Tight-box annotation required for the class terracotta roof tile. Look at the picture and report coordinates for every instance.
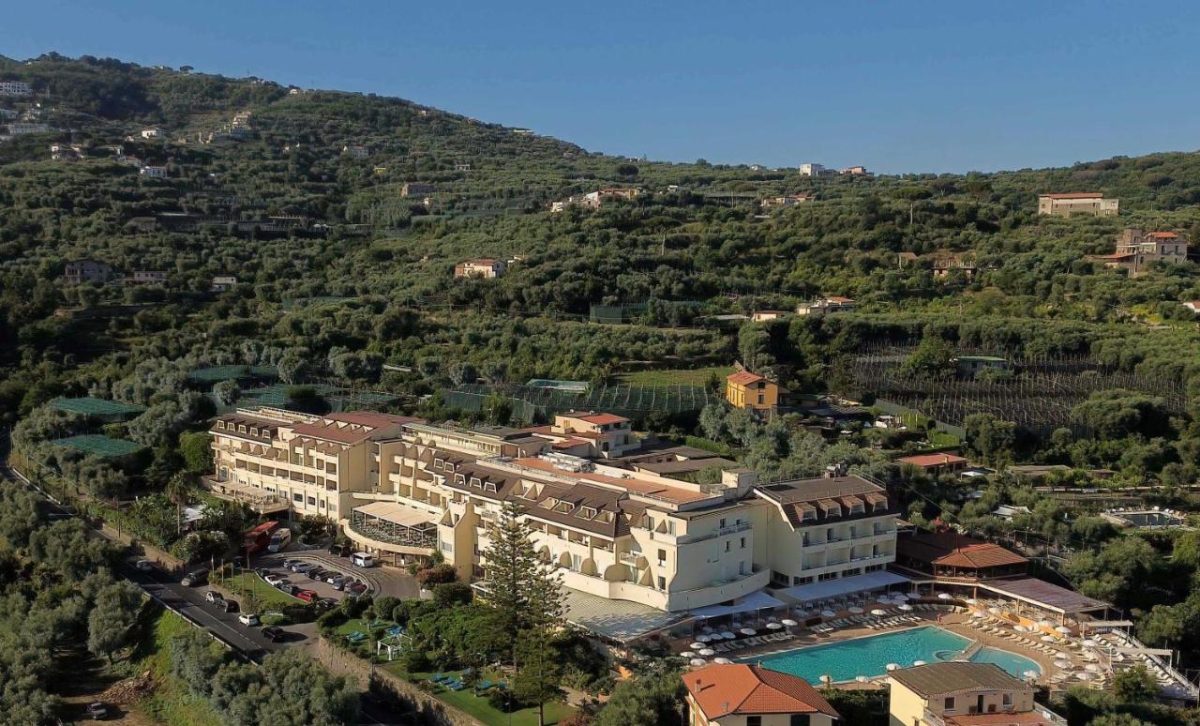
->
[727,370,765,386]
[684,664,839,719]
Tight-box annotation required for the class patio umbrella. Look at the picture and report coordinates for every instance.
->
[988,607,1002,615]
[690,658,706,667]
[1085,663,1101,673]
[1054,660,1071,669]
[1082,639,1098,648]
[913,660,927,666]
[1023,670,1039,680]
[690,642,706,650]
[937,593,952,601]
[1041,635,1057,643]
[1076,671,1093,681]
[701,625,713,634]
[713,657,733,665]
[696,635,711,643]
[965,598,978,605]
[876,595,892,603]
[848,606,864,614]
[680,651,694,658]
[721,631,736,640]
[871,609,888,616]
[820,675,832,685]
[892,592,910,601]
[898,604,914,612]
[766,622,783,630]
[856,675,868,683]
[1014,625,1028,633]
[1037,620,1054,629]
[820,610,836,618]
[886,663,899,671]
[970,611,984,618]
[1055,626,1072,634]
[781,619,798,627]
[699,648,716,657]
[740,627,756,636]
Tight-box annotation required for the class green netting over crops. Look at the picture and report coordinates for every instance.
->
[188,365,278,383]
[49,397,146,418]
[444,383,719,423]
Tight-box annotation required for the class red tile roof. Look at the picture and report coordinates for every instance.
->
[727,370,765,386]
[935,542,1029,569]
[1148,231,1180,239]
[898,531,1028,571]
[897,453,968,468]
[685,664,839,719]
[576,413,629,426]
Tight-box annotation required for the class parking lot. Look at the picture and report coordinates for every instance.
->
[251,546,421,601]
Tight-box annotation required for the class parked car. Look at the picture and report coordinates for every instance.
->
[220,599,239,613]
[296,589,318,603]
[351,552,376,568]
[315,597,337,611]
[262,626,285,642]
[205,591,224,605]
[181,568,209,587]
[86,701,109,720]
[328,542,351,557]
[329,575,346,590]
[254,567,272,578]
[291,562,315,574]
[238,613,260,626]
[264,574,284,587]
[347,581,368,596]
[308,568,328,581]
[134,559,154,572]
[282,558,301,570]
[274,578,291,591]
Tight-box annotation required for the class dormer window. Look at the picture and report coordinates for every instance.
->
[434,458,445,469]
[455,473,466,486]
[578,506,597,519]
[484,482,497,493]
[470,477,482,488]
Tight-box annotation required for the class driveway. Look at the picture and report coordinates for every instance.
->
[253,546,421,600]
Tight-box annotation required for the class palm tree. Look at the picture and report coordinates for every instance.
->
[164,473,193,536]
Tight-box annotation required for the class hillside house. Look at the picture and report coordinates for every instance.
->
[684,663,841,726]
[129,271,168,285]
[726,370,780,412]
[1037,192,1119,217]
[1091,228,1188,276]
[454,258,506,279]
[0,80,33,96]
[932,252,978,279]
[888,662,1066,726]
[401,182,435,197]
[1184,301,1200,314]
[63,259,114,285]
[799,162,832,177]
[841,165,870,176]
[5,122,50,136]
[211,275,238,292]
[139,165,168,178]
[140,127,163,139]
[751,310,790,322]
[760,193,813,210]
[49,143,85,161]
[955,355,1008,376]
[796,296,856,316]
[897,453,969,475]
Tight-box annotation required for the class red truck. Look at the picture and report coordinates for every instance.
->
[242,520,281,555]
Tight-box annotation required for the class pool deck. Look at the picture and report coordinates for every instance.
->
[720,612,1058,687]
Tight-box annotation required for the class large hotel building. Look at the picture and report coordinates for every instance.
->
[206,407,899,616]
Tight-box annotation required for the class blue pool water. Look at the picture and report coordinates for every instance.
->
[750,626,1041,684]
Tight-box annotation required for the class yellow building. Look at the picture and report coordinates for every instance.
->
[726,370,779,411]
[888,662,1066,726]
[1036,192,1119,217]
[684,663,841,726]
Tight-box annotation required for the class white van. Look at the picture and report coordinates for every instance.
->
[267,528,292,553]
[351,552,376,568]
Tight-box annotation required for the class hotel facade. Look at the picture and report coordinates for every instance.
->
[206,407,900,614]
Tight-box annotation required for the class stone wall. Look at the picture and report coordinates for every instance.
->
[313,637,483,726]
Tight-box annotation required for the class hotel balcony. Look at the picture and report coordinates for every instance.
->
[200,476,290,515]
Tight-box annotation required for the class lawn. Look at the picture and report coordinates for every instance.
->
[335,620,577,726]
[221,572,302,610]
[618,365,732,387]
[380,661,577,726]
[131,609,224,726]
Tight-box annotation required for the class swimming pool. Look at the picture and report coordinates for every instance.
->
[749,626,1041,684]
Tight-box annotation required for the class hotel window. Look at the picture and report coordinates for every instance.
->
[724,541,731,553]
[657,576,666,590]
[944,697,956,711]
[747,717,761,726]
[790,717,810,726]
[719,518,726,528]
[740,537,746,549]
[292,493,302,502]
[1002,694,1012,706]
[307,496,316,506]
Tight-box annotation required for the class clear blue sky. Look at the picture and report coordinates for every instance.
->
[6,1,1200,173]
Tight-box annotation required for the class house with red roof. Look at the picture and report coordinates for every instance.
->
[897,453,969,475]
[550,410,636,458]
[684,662,842,726]
[895,531,1028,581]
[1090,228,1189,277]
[454,258,506,279]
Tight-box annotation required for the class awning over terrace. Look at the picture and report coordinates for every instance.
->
[977,577,1109,616]
[776,570,911,604]
[354,501,436,528]
[690,590,786,619]
[561,586,684,643]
